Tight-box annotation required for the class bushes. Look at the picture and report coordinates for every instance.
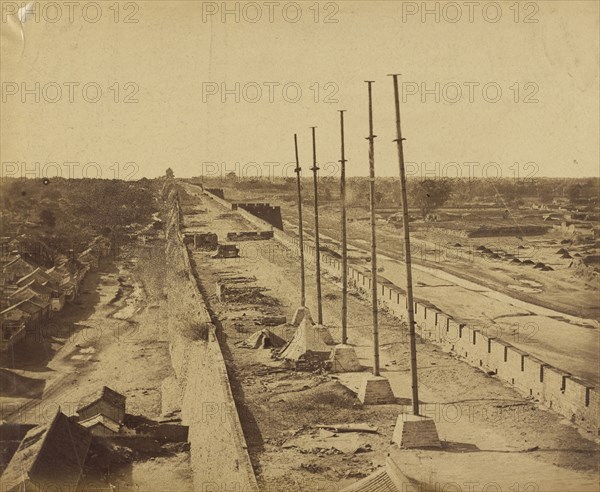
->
[1,178,158,256]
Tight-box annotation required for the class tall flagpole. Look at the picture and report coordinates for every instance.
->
[389,73,419,415]
[294,134,306,307]
[339,110,348,344]
[365,81,380,377]
[310,126,324,325]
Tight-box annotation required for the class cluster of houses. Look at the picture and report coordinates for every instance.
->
[0,237,111,353]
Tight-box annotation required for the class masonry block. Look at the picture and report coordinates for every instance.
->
[290,306,314,327]
[520,354,547,399]
[235,203,283,230]
[445,320,462,352]
[329,344,362,373]
[471,332,492,370]
[563,377,591,416]
[391,414,441,449]
[414,302,427,329]
[543,366,570,411]
[357,375,396,404]
[488,339,512,378]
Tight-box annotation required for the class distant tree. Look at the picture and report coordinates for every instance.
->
[409,179,452,218]
[539,187,554,204]
[566,183,582,202]
[166,168,175,179]
[580,180,598,199]
[39,208,56,227]
[319,177,335,202]
[46,189,62,201]
[347,178,369,206]
[501,185,521,205]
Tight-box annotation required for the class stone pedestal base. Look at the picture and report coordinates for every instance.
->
[279,313,333,361]
[357,375,395,404]
[392,414,441,449]
[291,306,313,327]
[329,344,362,372]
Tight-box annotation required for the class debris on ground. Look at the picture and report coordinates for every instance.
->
[316,423,379,434]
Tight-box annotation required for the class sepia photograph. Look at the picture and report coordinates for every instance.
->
[0,1,599,491]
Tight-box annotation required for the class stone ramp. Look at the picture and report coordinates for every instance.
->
[385,445,600,492]
[278,317,334,361]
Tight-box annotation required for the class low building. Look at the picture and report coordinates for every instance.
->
[1,299,49,333]
[16,268,60,292]
[77,248,99,271]
[46,267,79,302]
[213,243,240,258]
[10,281,53,306]
[1,301,35,323]
[2,256,39,283]
[50,291,66,312]
[76,386,126,424]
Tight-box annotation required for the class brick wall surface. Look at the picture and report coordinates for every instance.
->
[167,190,258,491]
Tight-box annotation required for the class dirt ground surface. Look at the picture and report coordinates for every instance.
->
[217,188,599,387]
[307,206,600,387]
[1,240,193,492]
[181,184,599,492]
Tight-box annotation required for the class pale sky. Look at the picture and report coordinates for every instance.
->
[1,1,598,180]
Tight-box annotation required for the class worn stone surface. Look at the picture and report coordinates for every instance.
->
[391,414,441,449]
[330,344,363,373]
[290,306,314,327]
[357,375,395,405]
[279,317,333,361]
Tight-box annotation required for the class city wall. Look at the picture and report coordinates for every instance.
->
[164,186,258,491]
[203,188,598,432]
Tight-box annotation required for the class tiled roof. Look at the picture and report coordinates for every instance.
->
[78,414,121,433]
[12,280,54,298]
[1,299,40,316]
[76,386,126,413]
[1,410,91,491]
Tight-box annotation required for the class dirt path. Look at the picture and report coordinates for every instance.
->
[1,241,193,492]
[280,209,600,386]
